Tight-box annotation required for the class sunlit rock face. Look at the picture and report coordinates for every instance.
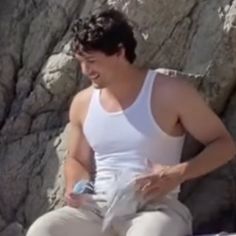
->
[0,0,236,234]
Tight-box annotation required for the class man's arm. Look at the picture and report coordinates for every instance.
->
[175,80,236,182]
[64,92,93,195]
[136,78,235,199]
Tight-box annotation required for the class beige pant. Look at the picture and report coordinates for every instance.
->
[26,196,192,236]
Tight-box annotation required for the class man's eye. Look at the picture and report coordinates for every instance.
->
[87,60,96,63]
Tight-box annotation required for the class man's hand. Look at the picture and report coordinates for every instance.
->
[65,191,84,208]
[135,164,185,202]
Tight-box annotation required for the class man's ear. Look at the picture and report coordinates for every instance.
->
[116,44,125,58]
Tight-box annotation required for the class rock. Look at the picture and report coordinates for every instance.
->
[0,215,7,232]
[0,222,24,236]
[223,91,236,139]
[22,126,69,226]
[0,0,236,235]
[0,54,16,124]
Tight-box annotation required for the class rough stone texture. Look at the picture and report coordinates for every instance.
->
[224,90,236,140]
[0,0,85,235]
[0,215,7,233]
[0,222,24,236]
[0,0,236,235]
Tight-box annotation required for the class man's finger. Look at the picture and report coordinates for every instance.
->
[141,183,160,197]
[135,177,152,193]
[67,198,81,208]
[135,174,160,186]
[65,193,82,207]
[69,192,82,199]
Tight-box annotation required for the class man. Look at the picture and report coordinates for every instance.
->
[27,8,235,236]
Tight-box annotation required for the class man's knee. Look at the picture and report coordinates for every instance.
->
[26,206,105,236]
[26,209,67,236]
[126,210,191,236]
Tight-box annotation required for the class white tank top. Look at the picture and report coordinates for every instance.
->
[83,69,185,195]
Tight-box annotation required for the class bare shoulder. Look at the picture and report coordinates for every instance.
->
[154,72,232,145]
[71,85,94,108]
[69,86,94,125]
[154,72,201,108]
[155,72,197,94]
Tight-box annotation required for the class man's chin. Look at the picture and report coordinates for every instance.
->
[92,82,105,89]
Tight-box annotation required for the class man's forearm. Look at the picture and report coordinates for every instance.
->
[64,157,90,193]
[179,136,235,182]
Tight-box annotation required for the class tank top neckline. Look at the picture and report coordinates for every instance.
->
[95,69,153,116]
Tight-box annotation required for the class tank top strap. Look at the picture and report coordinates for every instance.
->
[85,88,101,120]
[138,69,158,108]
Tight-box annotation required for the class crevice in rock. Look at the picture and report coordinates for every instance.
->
[184,2,202,61]
[15,152,46,226]
[147,0,199,65]
[0,56,18,130]
[221,83,236,116]
[38,82,55,98]
[4,1,73,130]
[0,1,45,130]
[229,0,234,7]
[22,9,73,108]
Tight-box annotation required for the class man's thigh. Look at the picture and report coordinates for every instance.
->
[26,206,114,236]
[115,205,191,236]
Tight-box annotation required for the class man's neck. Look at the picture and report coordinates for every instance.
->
[101,66,148,102]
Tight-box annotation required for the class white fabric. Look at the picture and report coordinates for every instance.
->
[26,196,192,236]
[83,69,185,195]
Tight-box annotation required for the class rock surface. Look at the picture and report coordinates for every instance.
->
[0,0,236,235]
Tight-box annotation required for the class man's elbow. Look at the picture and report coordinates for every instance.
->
[223,135,236,161]
[229,141,236,160]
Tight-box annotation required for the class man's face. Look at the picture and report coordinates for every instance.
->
[75,50,122,89]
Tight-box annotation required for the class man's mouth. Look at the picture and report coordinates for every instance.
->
[90,75,100,81]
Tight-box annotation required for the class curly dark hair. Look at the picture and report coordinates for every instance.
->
[71,8,137,63]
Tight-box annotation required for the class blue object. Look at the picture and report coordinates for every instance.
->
[73,180,94,194]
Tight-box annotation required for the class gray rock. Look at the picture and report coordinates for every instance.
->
[22,126,68,226]
[0,215,7,232]
[0,222,24,236]
[0,54,16,124]
[223,91,236,139]
[0,0,236,235]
